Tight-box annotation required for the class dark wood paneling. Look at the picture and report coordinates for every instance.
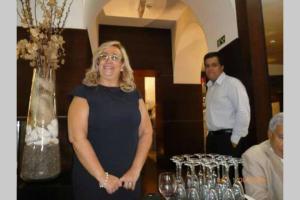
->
[163,121,204,154]
[99,25,173,75]
[155,76,203,167]
[228,0,272,144]
[269,75,283,111]
[157,76,202,121]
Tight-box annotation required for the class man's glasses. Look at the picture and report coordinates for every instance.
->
[98,53,122,62]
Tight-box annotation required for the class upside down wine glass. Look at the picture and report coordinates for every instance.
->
[171,155,187,199]
[232,158,245,200]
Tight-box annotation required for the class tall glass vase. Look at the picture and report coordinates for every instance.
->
[20,67,61,181]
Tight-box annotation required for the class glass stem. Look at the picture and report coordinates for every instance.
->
[234,163,239,182]
[176,163,180,178]
[217,165,220,182]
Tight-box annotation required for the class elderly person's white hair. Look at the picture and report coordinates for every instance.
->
[268,112,283,133]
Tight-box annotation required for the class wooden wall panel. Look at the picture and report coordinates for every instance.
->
[235,0,272,143]
[269,75,283,111]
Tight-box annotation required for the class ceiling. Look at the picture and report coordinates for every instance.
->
[98,0,187,28]
[98,0,283,66]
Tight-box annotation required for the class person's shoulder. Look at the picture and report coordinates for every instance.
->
[69,83,97,99]
[225,74,243,85]
[72,83,86,89]
[75,83,98,91]
[225,74,246,90]
[128,88,142,99]
[242,140,269,160]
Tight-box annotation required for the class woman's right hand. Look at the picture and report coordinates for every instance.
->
[102,174,122,194]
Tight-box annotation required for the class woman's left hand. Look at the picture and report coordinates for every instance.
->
[120,168,140,191]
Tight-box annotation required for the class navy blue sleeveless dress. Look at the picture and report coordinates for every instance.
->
[69,84,142,200]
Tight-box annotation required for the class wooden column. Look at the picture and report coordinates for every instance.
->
[235,0,272,143]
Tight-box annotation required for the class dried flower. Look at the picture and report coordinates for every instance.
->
[56,8,63,18]
[47,0,57,7]
[17,0,73,70]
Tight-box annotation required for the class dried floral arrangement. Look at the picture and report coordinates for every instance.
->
[17,0,73,70]
[18,0,74,181]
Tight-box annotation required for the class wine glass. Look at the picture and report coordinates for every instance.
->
[232,158,245,200]
[205,161,218,189]
[215,157,231,200]
[171,156,187,199]
[171,155,185,185]
[200,184,210,200]
[220,161,232,188]
[158,172,176,200]
[187,187,200,200]
[175,182,187,200]
[208,188,219,200]
[223,188,235,200]
[185,159,200,191]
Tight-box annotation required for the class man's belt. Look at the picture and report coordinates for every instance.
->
[208,129,233,136]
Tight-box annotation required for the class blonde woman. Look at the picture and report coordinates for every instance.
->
[68,41,153,199]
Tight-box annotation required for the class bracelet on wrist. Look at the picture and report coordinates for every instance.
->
[99,172,109,188]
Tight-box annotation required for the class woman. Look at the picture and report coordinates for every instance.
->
[68,41,153,199]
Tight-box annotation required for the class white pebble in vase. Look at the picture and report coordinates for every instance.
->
[36,127,51,138]
[47,123,58,138]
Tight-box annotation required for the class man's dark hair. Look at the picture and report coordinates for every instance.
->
[204,52,224,66]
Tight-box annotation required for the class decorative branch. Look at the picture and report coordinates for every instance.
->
[59,0,73,34]
[25,0,34,27]
[19,0,30,27]
[57,0,67,30]
[17,0,73,70]
[34,0,37,26]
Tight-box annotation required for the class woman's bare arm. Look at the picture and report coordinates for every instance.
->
[120,98,153,190]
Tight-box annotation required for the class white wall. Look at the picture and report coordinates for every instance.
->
[84,0,238,53]
[172,7,208,84]
[17,0,86,29]
[171,0,238,84]
[84,0,109,28]
[183,0,238,51]
[88,20,100,53]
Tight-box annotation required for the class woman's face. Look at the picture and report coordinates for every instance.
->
[97,46,124,83]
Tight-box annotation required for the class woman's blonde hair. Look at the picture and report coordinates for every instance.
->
[82,40,136,92]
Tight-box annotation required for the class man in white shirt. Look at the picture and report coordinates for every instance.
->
[204,52,250,157]
[242,112,283,200]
